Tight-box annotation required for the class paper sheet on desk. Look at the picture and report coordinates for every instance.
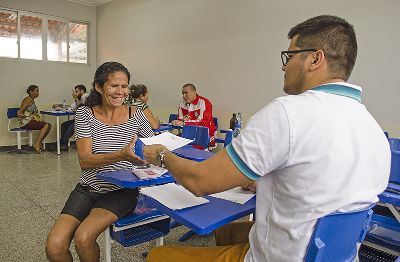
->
[132,165,168,179]
[210,187,255,205]
[141,183,209,210]
[139,132,193,151]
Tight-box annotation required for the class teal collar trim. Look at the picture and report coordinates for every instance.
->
[312,83,362,103]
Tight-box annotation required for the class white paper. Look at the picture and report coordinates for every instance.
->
[132,165,168,179]
[210,187,255,205]
[141,183,209,210]
[139,132,193,151]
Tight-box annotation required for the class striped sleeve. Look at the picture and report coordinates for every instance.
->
[133,109,154,138]
[132,99,149,111]
[75,106,92,139]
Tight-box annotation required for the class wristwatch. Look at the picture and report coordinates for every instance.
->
[158,148,169,168]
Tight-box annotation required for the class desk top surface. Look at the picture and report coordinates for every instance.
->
[40,110,75,116]
[97,147,213,187]
[173,146,214,162]
[152,124,174,133]
[96,169,174,188]
[147,195,256,235]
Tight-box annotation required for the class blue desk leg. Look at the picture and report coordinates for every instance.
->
[178,230,197,242]
[170,220,181,229]
[170,220,202,242]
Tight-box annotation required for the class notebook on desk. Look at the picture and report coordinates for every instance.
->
[141,183,209,210]
[131,165,167,179]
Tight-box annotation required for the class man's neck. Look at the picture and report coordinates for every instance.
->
[302,78,346,93]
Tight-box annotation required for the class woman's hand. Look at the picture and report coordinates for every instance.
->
[143,144,166,166]
[241,181,257,193]
[120,135,148,165]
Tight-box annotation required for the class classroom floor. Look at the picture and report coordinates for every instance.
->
[0,148,215,262]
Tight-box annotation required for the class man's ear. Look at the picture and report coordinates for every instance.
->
[309,50,324,71]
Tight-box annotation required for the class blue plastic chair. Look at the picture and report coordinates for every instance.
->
[304,204,374,262]
[182,125,210,149]
[364,214,400,253]
[388,138,400,184]
[103,194,171,262]
[213,117,218,132]
[215,130,233,148]
[7,107,33,153]
[168,113,178,123]
[390,151,400,184]
[389,138,400,151]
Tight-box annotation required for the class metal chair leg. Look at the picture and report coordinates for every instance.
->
[103,227,112,262]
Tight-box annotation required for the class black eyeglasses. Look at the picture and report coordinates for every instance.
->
[281,49,317,66]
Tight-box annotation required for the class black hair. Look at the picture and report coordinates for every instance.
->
[85,62,130,107]
[130,84,148,99]
[182,83,196,91]
[288,15,357,81]
[26,84,38,95]
[74,84,87,93]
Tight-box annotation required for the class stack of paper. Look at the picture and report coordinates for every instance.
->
[210,187,255,205]
[139,132,193,151]
[132,165,168,179]
[141,183,209,210]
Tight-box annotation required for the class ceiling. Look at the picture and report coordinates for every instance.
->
[64,0,112,7]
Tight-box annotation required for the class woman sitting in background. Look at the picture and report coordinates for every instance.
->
[45,62,154,262]
[129,84,160,129]
[17,85,51,153]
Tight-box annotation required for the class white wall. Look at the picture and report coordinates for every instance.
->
[97,0,400,136]
[0,0,96,146]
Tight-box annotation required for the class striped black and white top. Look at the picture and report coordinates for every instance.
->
[75,106,154,193]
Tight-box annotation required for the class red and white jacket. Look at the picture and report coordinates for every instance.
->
[178,94,216,146]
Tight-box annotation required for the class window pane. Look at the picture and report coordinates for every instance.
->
[0,10,18,58]
[20,14,42,60]
[48,19,67,62]
[69,22,87,63]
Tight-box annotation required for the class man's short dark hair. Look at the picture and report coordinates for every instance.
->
[288,15,357,81]
[183,83,196,91]
[74,84,86,93]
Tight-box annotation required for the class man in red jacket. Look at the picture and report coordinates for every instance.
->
[171,83,216,148]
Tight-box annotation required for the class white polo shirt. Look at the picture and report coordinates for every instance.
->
[226,83,390,262]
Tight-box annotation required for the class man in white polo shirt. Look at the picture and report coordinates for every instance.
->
[142,15,391,261]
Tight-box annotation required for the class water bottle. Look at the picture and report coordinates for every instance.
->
[229,113,237,130]
[62,99,66,109]
[233,112,241,138]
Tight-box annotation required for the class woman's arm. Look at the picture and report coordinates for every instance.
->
[143,108,160,129]
[76,136,146,169]
[17,98,32,118]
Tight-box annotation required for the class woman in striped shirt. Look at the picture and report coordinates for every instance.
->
[46,62,154,262]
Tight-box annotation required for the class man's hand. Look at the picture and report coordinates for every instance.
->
[143,144,166,166]
[119,135,148,165]
[171,120,184,126]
